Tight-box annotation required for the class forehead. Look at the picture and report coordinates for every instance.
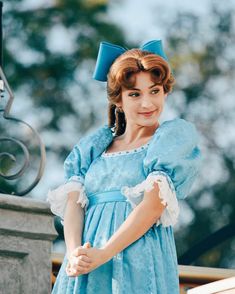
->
[133,71,154,82]
[122,71,162,90]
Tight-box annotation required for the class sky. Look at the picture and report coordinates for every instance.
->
[108,0,211,43]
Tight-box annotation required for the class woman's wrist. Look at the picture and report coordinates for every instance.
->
[100,244,117,263]
[66,250,73,260]
[66,243,82,259]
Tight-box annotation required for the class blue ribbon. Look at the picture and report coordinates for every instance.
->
[92,39,168,82]
[87,190,128,209]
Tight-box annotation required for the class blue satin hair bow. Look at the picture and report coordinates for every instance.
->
[92,39,168,82]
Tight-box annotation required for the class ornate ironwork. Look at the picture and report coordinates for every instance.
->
[0,2,46,196]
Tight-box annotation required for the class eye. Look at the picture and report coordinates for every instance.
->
[151,88,160,94]
[128,92,140,97]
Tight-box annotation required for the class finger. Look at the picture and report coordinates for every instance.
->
[66,265,74,277]
[66,262,71,271]
[76,259,91,268]
[66,269,75,277]
[72,245,83,254]
[70,245,84,257]
[71,257,91,270]
[73,247,87,257]
[66,270,81,277]
[66,264,83,276]
[75,255,92,263]
[70,257,92,269]
[83,241,91,248]
[68,255,79,266]
[72,265,89,275]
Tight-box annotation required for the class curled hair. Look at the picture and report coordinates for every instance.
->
[106,49,175,136]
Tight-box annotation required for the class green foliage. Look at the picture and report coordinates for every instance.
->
[0,0,127,194]
[166,5,235,268]
[3,0,126,131]
[1,0,235,269]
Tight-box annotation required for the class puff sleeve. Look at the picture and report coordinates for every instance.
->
[121,118,202,227]
[47,124,113,220]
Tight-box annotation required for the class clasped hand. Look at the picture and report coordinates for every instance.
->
[66,242,108,277]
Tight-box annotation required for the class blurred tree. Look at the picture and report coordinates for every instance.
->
[3,0,127,134]
[0,0,128,194]
[166,3,235,268]
[1,0,235,270]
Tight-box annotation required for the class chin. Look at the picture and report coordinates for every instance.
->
[138,120,158,127]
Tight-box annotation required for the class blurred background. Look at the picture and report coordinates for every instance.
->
[0,0,235,269]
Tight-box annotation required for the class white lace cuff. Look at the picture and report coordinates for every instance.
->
[120,171,179,227]
[46,175,89,220]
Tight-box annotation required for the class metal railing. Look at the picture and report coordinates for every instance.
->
[0,1,46,196]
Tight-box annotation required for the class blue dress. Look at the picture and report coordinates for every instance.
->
[47,118,202,294]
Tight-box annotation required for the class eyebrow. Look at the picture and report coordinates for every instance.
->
[128,83,159,91]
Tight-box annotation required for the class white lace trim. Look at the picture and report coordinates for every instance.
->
[101,143,150,157]
[120,171,179,227]
[46,176,89,220]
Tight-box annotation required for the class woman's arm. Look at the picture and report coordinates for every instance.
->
[73,181,166,272]
[64,191,85,258]
[101,182,166,261]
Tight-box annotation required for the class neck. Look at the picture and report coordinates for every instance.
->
[118,121,160,144]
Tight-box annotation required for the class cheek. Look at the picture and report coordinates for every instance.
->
[157,97,165,107]
[122,98,138,112]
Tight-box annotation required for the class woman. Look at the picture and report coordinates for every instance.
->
[47,40,202,293]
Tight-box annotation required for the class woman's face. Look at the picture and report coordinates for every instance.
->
[117,71,167,127]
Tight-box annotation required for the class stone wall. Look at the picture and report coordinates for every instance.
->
[0,194,58,294]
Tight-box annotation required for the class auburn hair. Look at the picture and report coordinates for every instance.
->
[106,49,175,136]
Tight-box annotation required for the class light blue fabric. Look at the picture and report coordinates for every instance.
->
[52,118,202,294]
[143,118,202,200]
[63,124,113,184]
[88,190,128,207]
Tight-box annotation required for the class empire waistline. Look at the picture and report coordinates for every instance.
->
[87,190,127,208]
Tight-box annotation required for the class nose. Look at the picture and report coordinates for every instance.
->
[141,94,154,108]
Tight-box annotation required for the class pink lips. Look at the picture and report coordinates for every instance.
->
[139,110,156,116]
